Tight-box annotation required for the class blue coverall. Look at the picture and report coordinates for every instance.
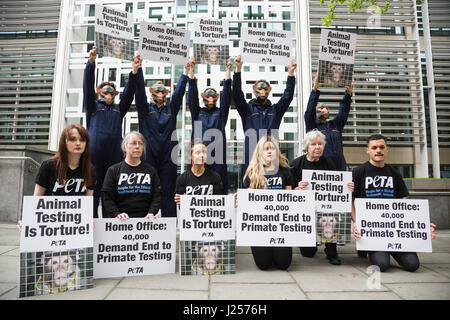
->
[232,72,296,183]
[304,89,352,171]
[135,68,188,217]
[187,78,231,193]
[83,61,137,218]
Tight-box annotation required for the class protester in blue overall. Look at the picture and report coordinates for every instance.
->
[232,54,297,184]
[83,46,140,218]
[134,54,191,217]
[304,73,354,171]
[187,58,232,193]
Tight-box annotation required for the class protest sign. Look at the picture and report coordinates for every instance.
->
[139,21,190,65]
[193,17,229,65]
[318,29,357,87]
[240,26,292,66]
[20,196,93,252]
[94,218,176,278]
[236,189,316,247]
[95,5,135,60]
[179,195,235,241]
[302,170,352,213]
[19,196,94,298]
[179,195,235,276]
[355,198,432,252]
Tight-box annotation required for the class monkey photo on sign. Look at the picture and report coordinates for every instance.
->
[95,32,135,61]
[194,44,229,65]
[19,248,94,297]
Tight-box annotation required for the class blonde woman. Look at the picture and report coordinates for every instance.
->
[243,135,293,270]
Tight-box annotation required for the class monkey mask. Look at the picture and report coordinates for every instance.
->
[316,103,329,121]
[96,84,118,105]
[201,88,219,109]
[253,80,272,102]
[149,82,169,105]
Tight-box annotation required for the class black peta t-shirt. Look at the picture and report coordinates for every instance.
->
[35,159,95,196]
[176,167,224,195]
[290,154,336,188]
[243,166,293,189]
[352,161,409,199]
[102,161,162,218]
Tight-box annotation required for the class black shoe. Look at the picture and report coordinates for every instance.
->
[357,250,367,258]
[326,255,342,265]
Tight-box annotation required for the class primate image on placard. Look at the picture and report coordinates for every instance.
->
[19,248,94,298]
[194,44,229,65]
[95,32,134,61]
[179,240,235,276]
[318,60,353,87]
[316,212,352,245]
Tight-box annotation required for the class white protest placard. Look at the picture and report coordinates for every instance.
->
[139,21,190,65]
[95,5,134,40]
[20,196,93,253]
[355,199,432,252]
[94,218,176,278]
[193,17,229,65]
[318,29,356,87]
[240,26,292,66]
[95,5,135,61]
[180,195,235,241]
[193,17,228,45]
[236,189,316,247]
[302,170,352,213]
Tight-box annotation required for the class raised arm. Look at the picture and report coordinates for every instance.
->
[273,59,297,119]
[170,59,191,116]
[188,58,201,121]
[134,57,149,117]
[83,46,98,127]
[118,54,141,117]
[220,58,233,124]
[332,82,353,131]
[304,73,322,132]
[232,55,249,119]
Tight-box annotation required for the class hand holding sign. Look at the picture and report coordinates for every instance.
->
[313,73,323,91]
[288,59,297,76]
[346,82,354,95]
[235,54,243,72]
[89,46,97,64]
[132,53,142,74]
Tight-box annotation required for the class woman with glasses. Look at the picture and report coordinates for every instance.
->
[102,131,162,219]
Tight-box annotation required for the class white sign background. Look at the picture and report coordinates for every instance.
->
[95,5,134,40]
[180,195,235,241]
[318,29,357,64]
[355,198,432,252]
[20,196,93,253]
[302,170,352,213]
[139,21,190,65]
[94,218,176,278]
[240,26,292,66]
[193,17,229,45]
[236,189,316,247]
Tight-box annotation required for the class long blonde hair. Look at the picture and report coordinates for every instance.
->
[243,135,290,189]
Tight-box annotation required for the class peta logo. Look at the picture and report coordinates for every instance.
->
[365,176,393,189]
[53,179,86,193]
[186,185,213,195]
[266,177,282,187]
[118,173,151,185]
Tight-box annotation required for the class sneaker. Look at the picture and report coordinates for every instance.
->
[357,250,367,258]
[326,255,342,265]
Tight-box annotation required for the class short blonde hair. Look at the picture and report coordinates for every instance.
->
[302,129,326,153]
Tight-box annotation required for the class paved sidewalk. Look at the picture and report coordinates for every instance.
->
[1,223,449,300]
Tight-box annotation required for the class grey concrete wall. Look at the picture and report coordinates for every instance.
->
[0,146,54,223]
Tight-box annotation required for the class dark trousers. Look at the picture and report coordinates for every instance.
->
[300,243,337,257]
[251,247,292,270]
[368,251,420,272]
